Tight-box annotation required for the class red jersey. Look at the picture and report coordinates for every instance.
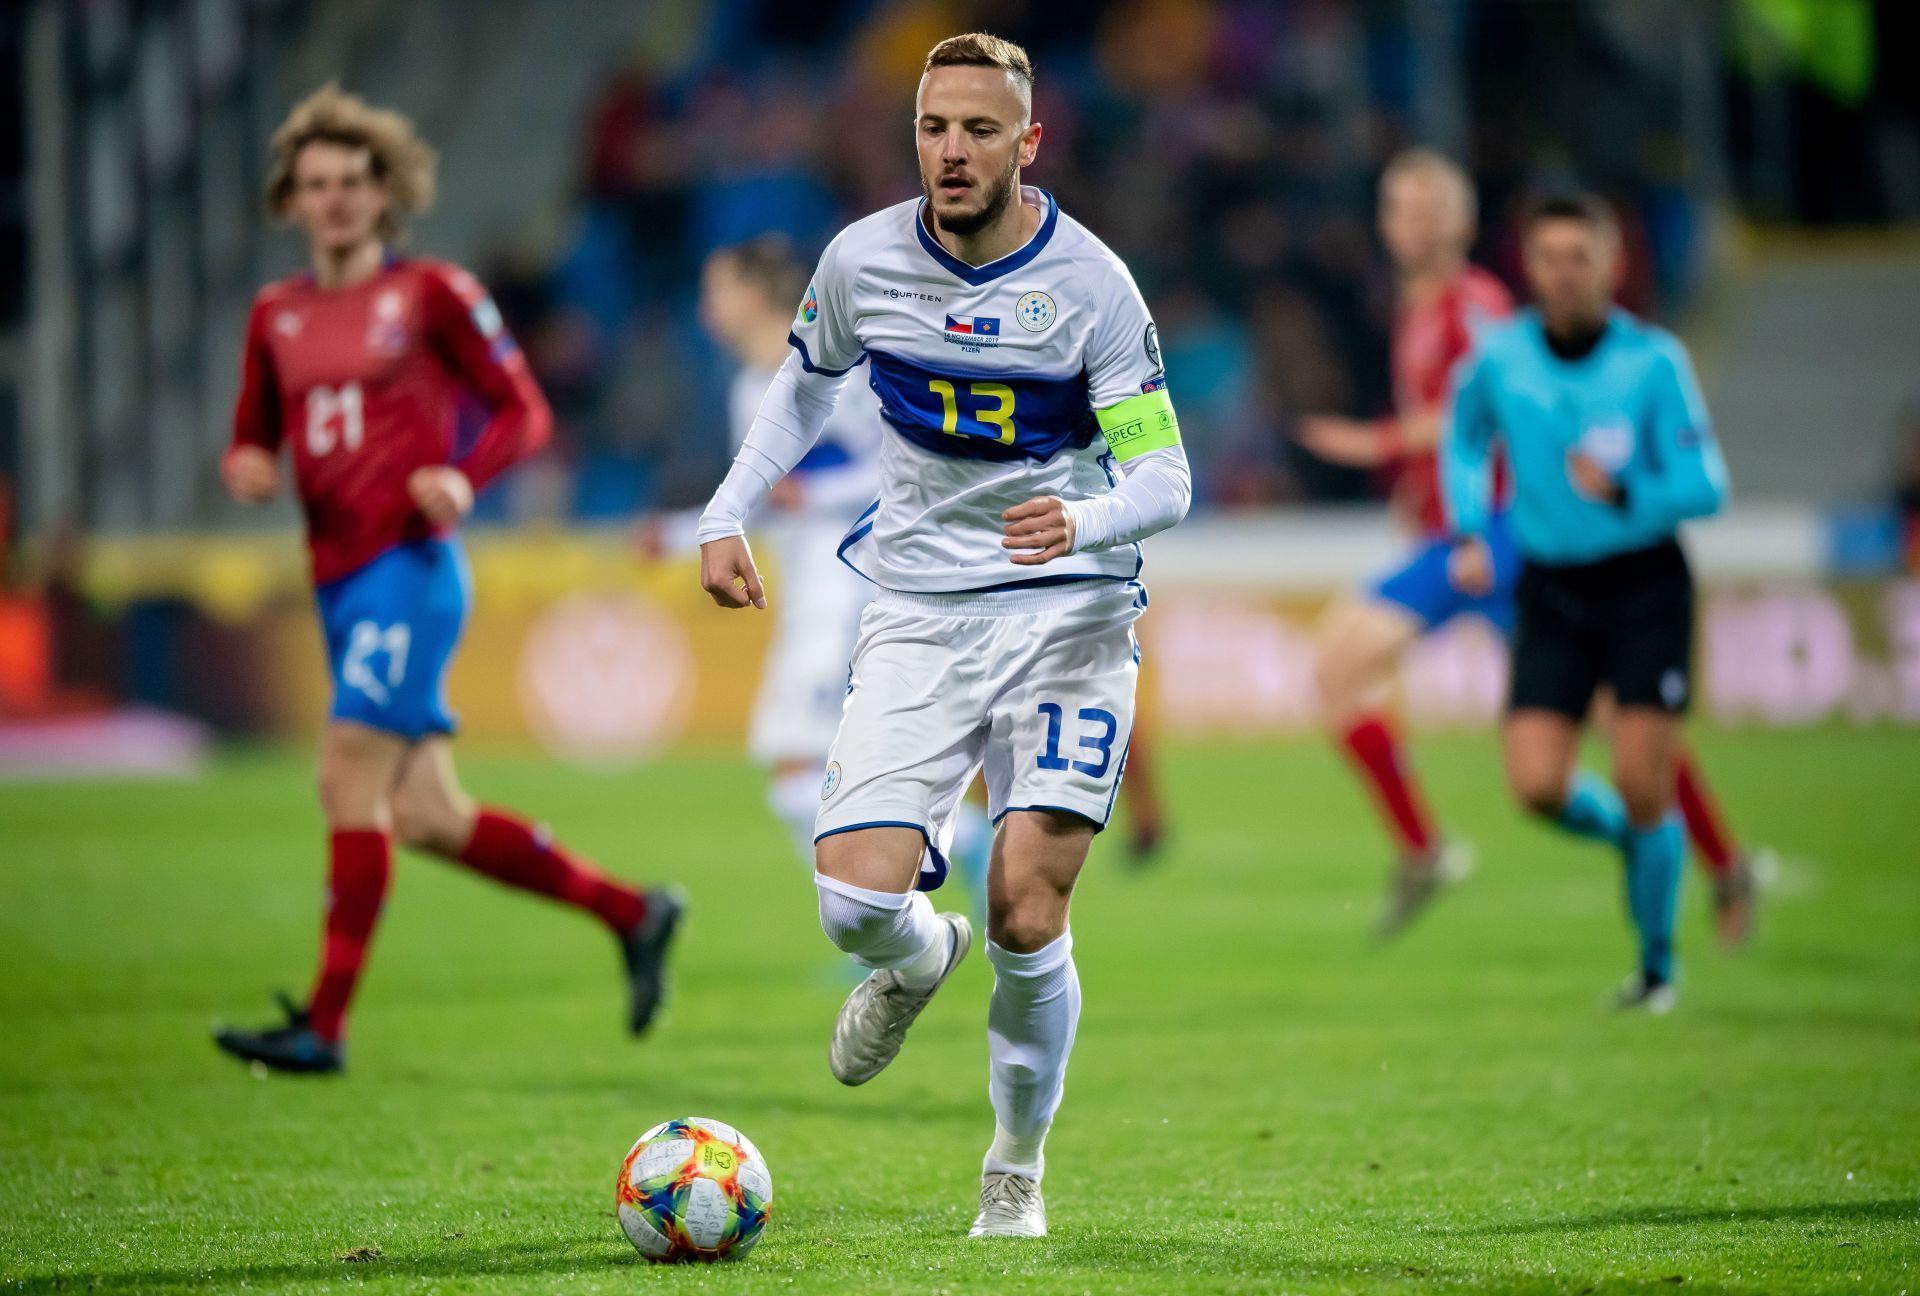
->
[228,257,552,584]
[1388,264,1512,536]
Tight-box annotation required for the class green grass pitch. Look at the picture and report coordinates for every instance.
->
[2,727,1916,1293]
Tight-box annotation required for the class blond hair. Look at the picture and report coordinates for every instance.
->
[925,32,1034,108]
[265,83,437,243]
[1380,147,1477,227]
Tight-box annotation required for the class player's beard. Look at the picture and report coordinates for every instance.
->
[926,151,1020,238]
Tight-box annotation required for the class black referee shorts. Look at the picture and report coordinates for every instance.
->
[1508,539,1696,720]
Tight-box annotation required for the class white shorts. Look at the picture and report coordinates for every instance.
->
[815,579,1145,883]
[749,518,873,766]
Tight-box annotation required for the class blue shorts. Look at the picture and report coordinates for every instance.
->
[1369,513,1522,637]
[314,538,471,740]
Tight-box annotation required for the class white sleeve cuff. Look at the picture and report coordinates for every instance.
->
[1065,445,1192,553]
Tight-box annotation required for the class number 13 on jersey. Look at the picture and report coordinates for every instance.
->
[928,379,1016,445]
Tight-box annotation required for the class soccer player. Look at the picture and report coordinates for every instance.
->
[1442,193,1730,1012]
[212,86,681,1074]
[1303,151,1763,945]
[695,35,1190,1237]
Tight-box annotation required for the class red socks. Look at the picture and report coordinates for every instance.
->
[303,813,644,1042]
[1674,749,1737,877]
[459,808,648,933]
[307,829,393,1043]
[1340,713,1437,858]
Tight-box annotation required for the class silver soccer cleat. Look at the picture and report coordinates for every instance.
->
[828,912,971,1086]
[969,1171,1046,1238]
[1375,839,1475,940]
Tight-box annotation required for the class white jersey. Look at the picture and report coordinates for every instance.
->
[791,188,1167,593]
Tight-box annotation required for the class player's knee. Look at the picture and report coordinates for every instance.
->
[1615,774,1670,829]
[1508,767,1566,820]
[316,755,384,830]
[815,874,918,958]
[1312,645,1352,711]
[988,891,1067,954]
[390,784,469,856]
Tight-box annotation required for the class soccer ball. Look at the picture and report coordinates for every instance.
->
[615,1117,772,1262]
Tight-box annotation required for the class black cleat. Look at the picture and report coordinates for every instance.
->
[213,993,344,1074]
[620,889,684,1037]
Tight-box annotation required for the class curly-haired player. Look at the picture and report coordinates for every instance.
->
[212,86,681,1074]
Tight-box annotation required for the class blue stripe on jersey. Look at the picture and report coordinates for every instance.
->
[793,439,852,472]
[913,192,1060,286]
[865,348,1097,463]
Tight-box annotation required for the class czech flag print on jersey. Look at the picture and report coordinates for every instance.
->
[944,314,999,337]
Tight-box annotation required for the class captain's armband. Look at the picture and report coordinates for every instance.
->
[1095,383,1181,463]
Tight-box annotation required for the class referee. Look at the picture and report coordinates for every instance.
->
[1442,193,1730,1011]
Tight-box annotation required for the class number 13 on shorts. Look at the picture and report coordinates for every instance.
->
[1035,703,1119,778]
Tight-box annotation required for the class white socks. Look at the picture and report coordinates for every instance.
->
[814,873,949,988]
[768,770,822,866]
[986,1121,1050,1180]
[815,877,1081,1183]
[984,932,1080,1180]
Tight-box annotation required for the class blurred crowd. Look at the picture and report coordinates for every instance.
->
[472,0,1911,522]
[469,2,1688,519]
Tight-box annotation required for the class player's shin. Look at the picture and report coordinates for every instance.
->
[458,808,647,932]
[1674,751,1737,877]
[1340,712,1437,858]
[1621,814,1685,983]
[1557,769,1628,846]
[984,932,1081,1180]
[307,829,394,1042]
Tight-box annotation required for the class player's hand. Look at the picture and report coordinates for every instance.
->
[1003,496,1076,565]
[1566,450,1620,505]
[1298,415,1389,468]
[767,476,806,512]
[1448,537,1495,596]
[222,446,281,505]
[700,534,767,609]
[408,466,475,527]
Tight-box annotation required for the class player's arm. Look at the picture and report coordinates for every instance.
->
[697,354,854,605]
[1440,351,1498,541]
[1297,410,1437,468]
[222,301,284,505]
[1006,267,1191,565]
[1439,351,1499,593]
[1621,341,1730,528]
[420,265,553,525]
[1005,387,1190,564]
[698,242,862,609]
